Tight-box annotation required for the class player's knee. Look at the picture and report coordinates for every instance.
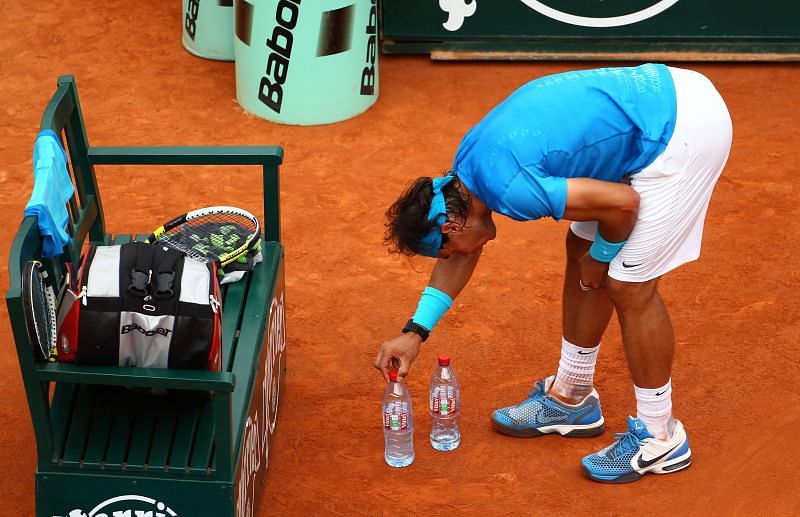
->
[606,277,657,310]
[565,229,592,263]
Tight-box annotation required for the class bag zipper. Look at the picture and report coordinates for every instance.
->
[76,245,98,306]
[209,262,222,314]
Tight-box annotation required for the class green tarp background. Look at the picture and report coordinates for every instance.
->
[381,0,800,59]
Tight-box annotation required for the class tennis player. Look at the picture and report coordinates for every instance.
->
[374,63,732,483]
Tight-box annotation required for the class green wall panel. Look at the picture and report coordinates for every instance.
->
[381,0,800,59]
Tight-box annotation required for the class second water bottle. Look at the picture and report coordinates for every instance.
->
[429,354,461,451]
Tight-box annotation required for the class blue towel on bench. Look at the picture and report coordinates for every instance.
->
[24,129,74,258]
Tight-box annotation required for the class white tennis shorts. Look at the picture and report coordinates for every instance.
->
[571,67,733,283]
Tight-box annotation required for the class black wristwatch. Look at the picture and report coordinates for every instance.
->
[402,319,430,342]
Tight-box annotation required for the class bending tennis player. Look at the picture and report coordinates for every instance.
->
[374,63,732,483]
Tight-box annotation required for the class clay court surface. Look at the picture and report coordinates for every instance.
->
[1,2,799,515]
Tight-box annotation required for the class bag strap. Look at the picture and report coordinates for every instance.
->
[153,246,182,300]
[128,241,153,298]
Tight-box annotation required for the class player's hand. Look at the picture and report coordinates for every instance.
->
[579,252,610,290]
[374,332,422,382]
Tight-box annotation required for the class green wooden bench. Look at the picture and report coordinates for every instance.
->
[6,75,287,517]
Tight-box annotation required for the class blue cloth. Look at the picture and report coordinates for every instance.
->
[24,129,74,258]
[453,63,677,222]
[418,174,456,257]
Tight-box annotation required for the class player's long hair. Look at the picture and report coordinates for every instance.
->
[384,171,472,256]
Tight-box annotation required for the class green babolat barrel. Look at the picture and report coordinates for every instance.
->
[182,0,235,61]
[234,0,379,125]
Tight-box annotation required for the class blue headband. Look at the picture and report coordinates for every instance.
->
[418,174,456,257]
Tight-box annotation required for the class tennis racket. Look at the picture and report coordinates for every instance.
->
[21,260,58,362]
[145,206,261,267]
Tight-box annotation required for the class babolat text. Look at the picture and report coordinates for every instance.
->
[185,0,200,40]
[258,0,301,113]
[361,0,377,96]
[121,323,173,338]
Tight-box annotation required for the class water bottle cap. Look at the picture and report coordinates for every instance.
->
[438,355,451,366]
[389,370,398,382]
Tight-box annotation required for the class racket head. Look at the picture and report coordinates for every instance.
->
[20,260,57,362]
[146,206,261,267]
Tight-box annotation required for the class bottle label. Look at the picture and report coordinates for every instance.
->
[430,386,457,416]
[384,403,409,431]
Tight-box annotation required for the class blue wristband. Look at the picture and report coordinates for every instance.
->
[589,231,626,263]
[411,286,453,331]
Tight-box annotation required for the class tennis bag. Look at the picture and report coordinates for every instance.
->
[56,241,222,370]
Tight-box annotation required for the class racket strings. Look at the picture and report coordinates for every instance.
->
[160,219,257,263]
[31,276,50,346]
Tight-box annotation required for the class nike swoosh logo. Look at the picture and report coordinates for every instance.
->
[636,443,680,469]
[622,261,643,268]
[577,350,595,355]
[530,405,566,425]
[655,390,667,396]
[533,403,595,426]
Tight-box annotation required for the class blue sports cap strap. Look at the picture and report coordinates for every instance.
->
[418,173,456,257]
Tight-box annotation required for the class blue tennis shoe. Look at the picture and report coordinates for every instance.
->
[491,376,605,438]
[582,416,692,483]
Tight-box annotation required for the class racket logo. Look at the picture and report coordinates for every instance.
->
[60,335,71,354]
[120,323,173,338]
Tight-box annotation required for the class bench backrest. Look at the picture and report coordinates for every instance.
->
[6,76,100,468]
[41,75,107,267]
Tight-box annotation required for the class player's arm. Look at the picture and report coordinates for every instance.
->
[562,178,640,288]
[563,178,639,239]
[374,246,483,381]
[429,243,483,298]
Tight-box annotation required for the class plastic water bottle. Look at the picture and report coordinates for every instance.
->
[382,370,414,467]
[429,354,461,451]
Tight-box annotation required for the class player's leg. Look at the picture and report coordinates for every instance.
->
[580,252,691,483]
[562,226,614,346]
[608,276,675,439]
[491,227,610,438]
[581,66,731,482]
[581,283,691,484]
[550,226,614,404]
[609,278,673,387]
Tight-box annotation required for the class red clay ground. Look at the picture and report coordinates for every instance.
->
[1,2,799,515]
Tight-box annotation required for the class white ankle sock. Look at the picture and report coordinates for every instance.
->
[635,379,675,440]
[555,337,600,399]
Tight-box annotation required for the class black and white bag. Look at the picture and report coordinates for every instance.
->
[56,241,222,370]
